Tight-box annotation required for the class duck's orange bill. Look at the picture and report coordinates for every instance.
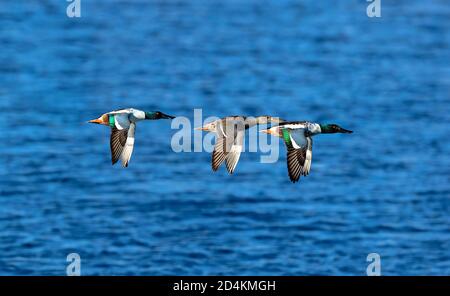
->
[88,118,103,124]
[194,126,208,131]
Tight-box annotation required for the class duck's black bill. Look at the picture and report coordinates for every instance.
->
[161,113,175,119]
[339,127,353,133]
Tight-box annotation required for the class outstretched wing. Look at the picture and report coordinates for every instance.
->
[110,123,136,167]
[303,137,313,176]
[211,121,234,171]
[120,123,136,167]
[225,129,244,174]
[110,128,128,165]
[284,129,313,183]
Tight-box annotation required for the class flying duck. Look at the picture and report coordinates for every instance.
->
[261,122,352,183]
[88,108,174,167]
[195,116,284,174]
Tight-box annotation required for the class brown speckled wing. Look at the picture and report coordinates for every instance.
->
[212,135,227,171]
[211,120,239,172]
[110,128,128,165]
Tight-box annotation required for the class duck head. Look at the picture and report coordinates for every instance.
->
[319,124,353,134]
[194,120,218,132]
[260,126,283,137]
[88,114,109,126]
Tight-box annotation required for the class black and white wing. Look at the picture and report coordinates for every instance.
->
[285,129,313,183]
[110,123,136,167]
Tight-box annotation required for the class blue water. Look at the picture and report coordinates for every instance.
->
[0,0,449,275]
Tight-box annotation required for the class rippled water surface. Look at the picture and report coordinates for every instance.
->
[0,0,449,275]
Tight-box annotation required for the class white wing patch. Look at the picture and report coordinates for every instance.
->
[303,137,313,175]
[120,123,136,167]
[225,129,244,174]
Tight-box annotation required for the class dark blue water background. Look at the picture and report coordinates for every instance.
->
[0,0,449,275]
